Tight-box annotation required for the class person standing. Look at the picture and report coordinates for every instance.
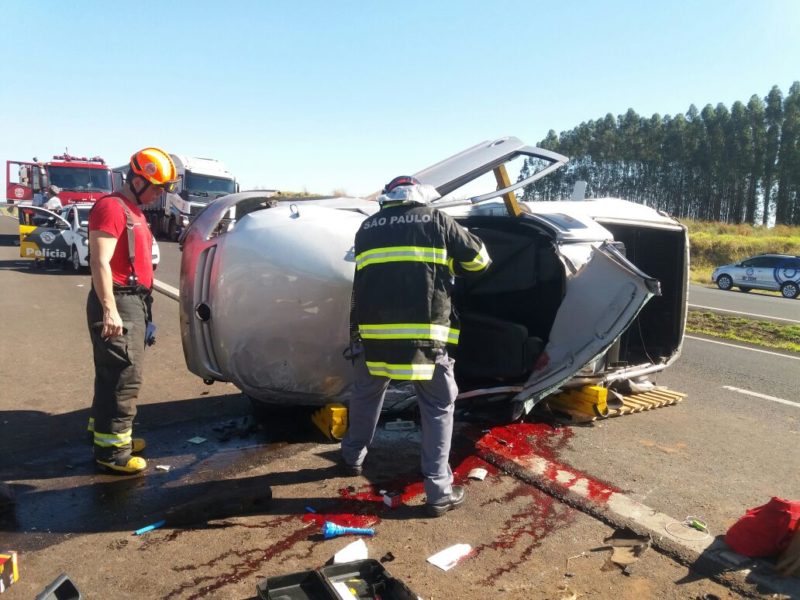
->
[340,175,491,517]
[87,147,178,474]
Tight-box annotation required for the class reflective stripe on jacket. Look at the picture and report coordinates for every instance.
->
[352,201,491,380]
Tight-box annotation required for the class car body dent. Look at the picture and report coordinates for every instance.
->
[179,137,688,415]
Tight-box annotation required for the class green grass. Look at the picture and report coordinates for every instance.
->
[687,311,800,353]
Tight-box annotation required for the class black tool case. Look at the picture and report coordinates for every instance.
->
[256,559,419,600]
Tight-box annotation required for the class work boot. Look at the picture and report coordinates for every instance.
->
[425,485,465,518]
[96,455,147,475]
[132,438,146,453]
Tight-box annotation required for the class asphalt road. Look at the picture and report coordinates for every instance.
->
[1,213,798,599]
[689,283,800,324]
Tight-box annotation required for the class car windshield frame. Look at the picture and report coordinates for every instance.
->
[185,173,236,196]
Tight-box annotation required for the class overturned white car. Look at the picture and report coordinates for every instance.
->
[179,137,688,418]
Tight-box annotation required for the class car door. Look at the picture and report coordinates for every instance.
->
[511,241,659,418]
[742,256,777,290]
[17,206,71,262]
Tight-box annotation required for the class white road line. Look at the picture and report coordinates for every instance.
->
[689,303,800,325]
[685,335,800,361]
[722,385,800,409]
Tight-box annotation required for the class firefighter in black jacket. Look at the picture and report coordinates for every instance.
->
[341,176,491,517]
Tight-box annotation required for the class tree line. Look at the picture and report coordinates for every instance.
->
[520,83,800,226]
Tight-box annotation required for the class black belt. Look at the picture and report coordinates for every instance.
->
[112,284,152,296]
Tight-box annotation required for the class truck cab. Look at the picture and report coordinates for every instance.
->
[113,155,237,240]
[6,155,111,206]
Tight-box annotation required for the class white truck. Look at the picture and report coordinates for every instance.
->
[112,155,238,240]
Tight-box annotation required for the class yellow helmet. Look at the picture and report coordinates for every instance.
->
[129,147,178,192]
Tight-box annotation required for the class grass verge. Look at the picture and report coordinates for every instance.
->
[687,310,800,353]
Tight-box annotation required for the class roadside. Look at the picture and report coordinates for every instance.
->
[687,311,800,353]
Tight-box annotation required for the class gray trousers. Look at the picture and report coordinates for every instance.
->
[86,289,147,462]
[341,350,458,504]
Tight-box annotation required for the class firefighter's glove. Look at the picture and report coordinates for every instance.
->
[145,322,157,347]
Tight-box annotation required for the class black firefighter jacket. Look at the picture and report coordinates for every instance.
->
[352,201,491,380]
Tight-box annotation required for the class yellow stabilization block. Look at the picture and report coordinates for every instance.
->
[549,385,609,418]
[311,403,348,441]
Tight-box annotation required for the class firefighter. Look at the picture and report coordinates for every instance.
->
[86,147,178,474]
[340,175,492,517]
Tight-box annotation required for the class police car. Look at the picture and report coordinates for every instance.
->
[711,254,800,299]
[17,203,160,272]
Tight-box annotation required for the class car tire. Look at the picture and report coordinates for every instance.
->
[716,274,733,291]
[71,246,82,272]
[780,281,799,299]
[738,286,751,292]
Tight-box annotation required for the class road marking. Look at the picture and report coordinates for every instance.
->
[722,385,800,409]
[689,303,800,325]
[685,335,800,361]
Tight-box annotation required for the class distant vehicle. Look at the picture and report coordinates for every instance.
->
[179,136,689,419]
[15,203,160,272]
[6,154,112,206]
[112,155,238,240]
[711,254,800,299]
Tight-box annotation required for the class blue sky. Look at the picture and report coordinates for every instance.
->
[1,1,798,195]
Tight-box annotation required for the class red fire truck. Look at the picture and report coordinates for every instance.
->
[5,154,112,206]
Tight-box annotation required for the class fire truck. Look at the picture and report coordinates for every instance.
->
[5,154,112,206]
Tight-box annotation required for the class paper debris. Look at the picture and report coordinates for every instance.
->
[467,467,488,481]
[187,437,207,445]
[333,538,369,564]
[426,543,472,571]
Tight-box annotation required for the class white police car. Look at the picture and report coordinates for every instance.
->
[712,254,800,298]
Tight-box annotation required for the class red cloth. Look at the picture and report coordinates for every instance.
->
[88,194,154,288]
[724,497,800,558]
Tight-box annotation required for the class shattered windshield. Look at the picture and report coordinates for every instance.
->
[47,166,112,193]
[185,173,236,196]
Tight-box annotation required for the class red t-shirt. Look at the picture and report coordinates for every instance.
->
[88,194,154,289]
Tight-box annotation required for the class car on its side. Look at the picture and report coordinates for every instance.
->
[179,136,690,419]
[711,254,800,299]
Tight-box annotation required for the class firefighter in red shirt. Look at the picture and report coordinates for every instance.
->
[87,147,178,474]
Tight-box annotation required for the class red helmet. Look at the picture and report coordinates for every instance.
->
[382,175,420,194]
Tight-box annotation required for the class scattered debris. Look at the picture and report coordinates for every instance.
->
[133,520,166,536]
[383,491,402,509]
[379,552,395,563]
[155,465,171,472]
[333,539,369,564]
[467,467,488,481]
[384,419,415,431]
[665,517,711,541]
[564,551,588,576]
[305,506,316,514]
[34,573,80,599]
[214,417,258,441]
[322,521,375,539]
[187,437,207,445]
[600,528,650,575]
[426,543,472,571]
[0,551,18,593]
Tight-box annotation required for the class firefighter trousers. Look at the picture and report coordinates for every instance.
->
[86,288,147,462]
[341,349,458,504]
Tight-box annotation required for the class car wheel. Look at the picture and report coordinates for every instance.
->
[716,274,733,291]
[738,286,751,292]
[71,246,82,272]
[780,281,799,299]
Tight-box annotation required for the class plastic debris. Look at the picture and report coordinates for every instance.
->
[333,538,369,564]
[467,467,488,481]
[383,492,402,509]
[380,552,395,563]
[322,521,375,539]
[133,520,166,536]
[426,543,472,571]
[187,437,207,445]
[155,465,171,472]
